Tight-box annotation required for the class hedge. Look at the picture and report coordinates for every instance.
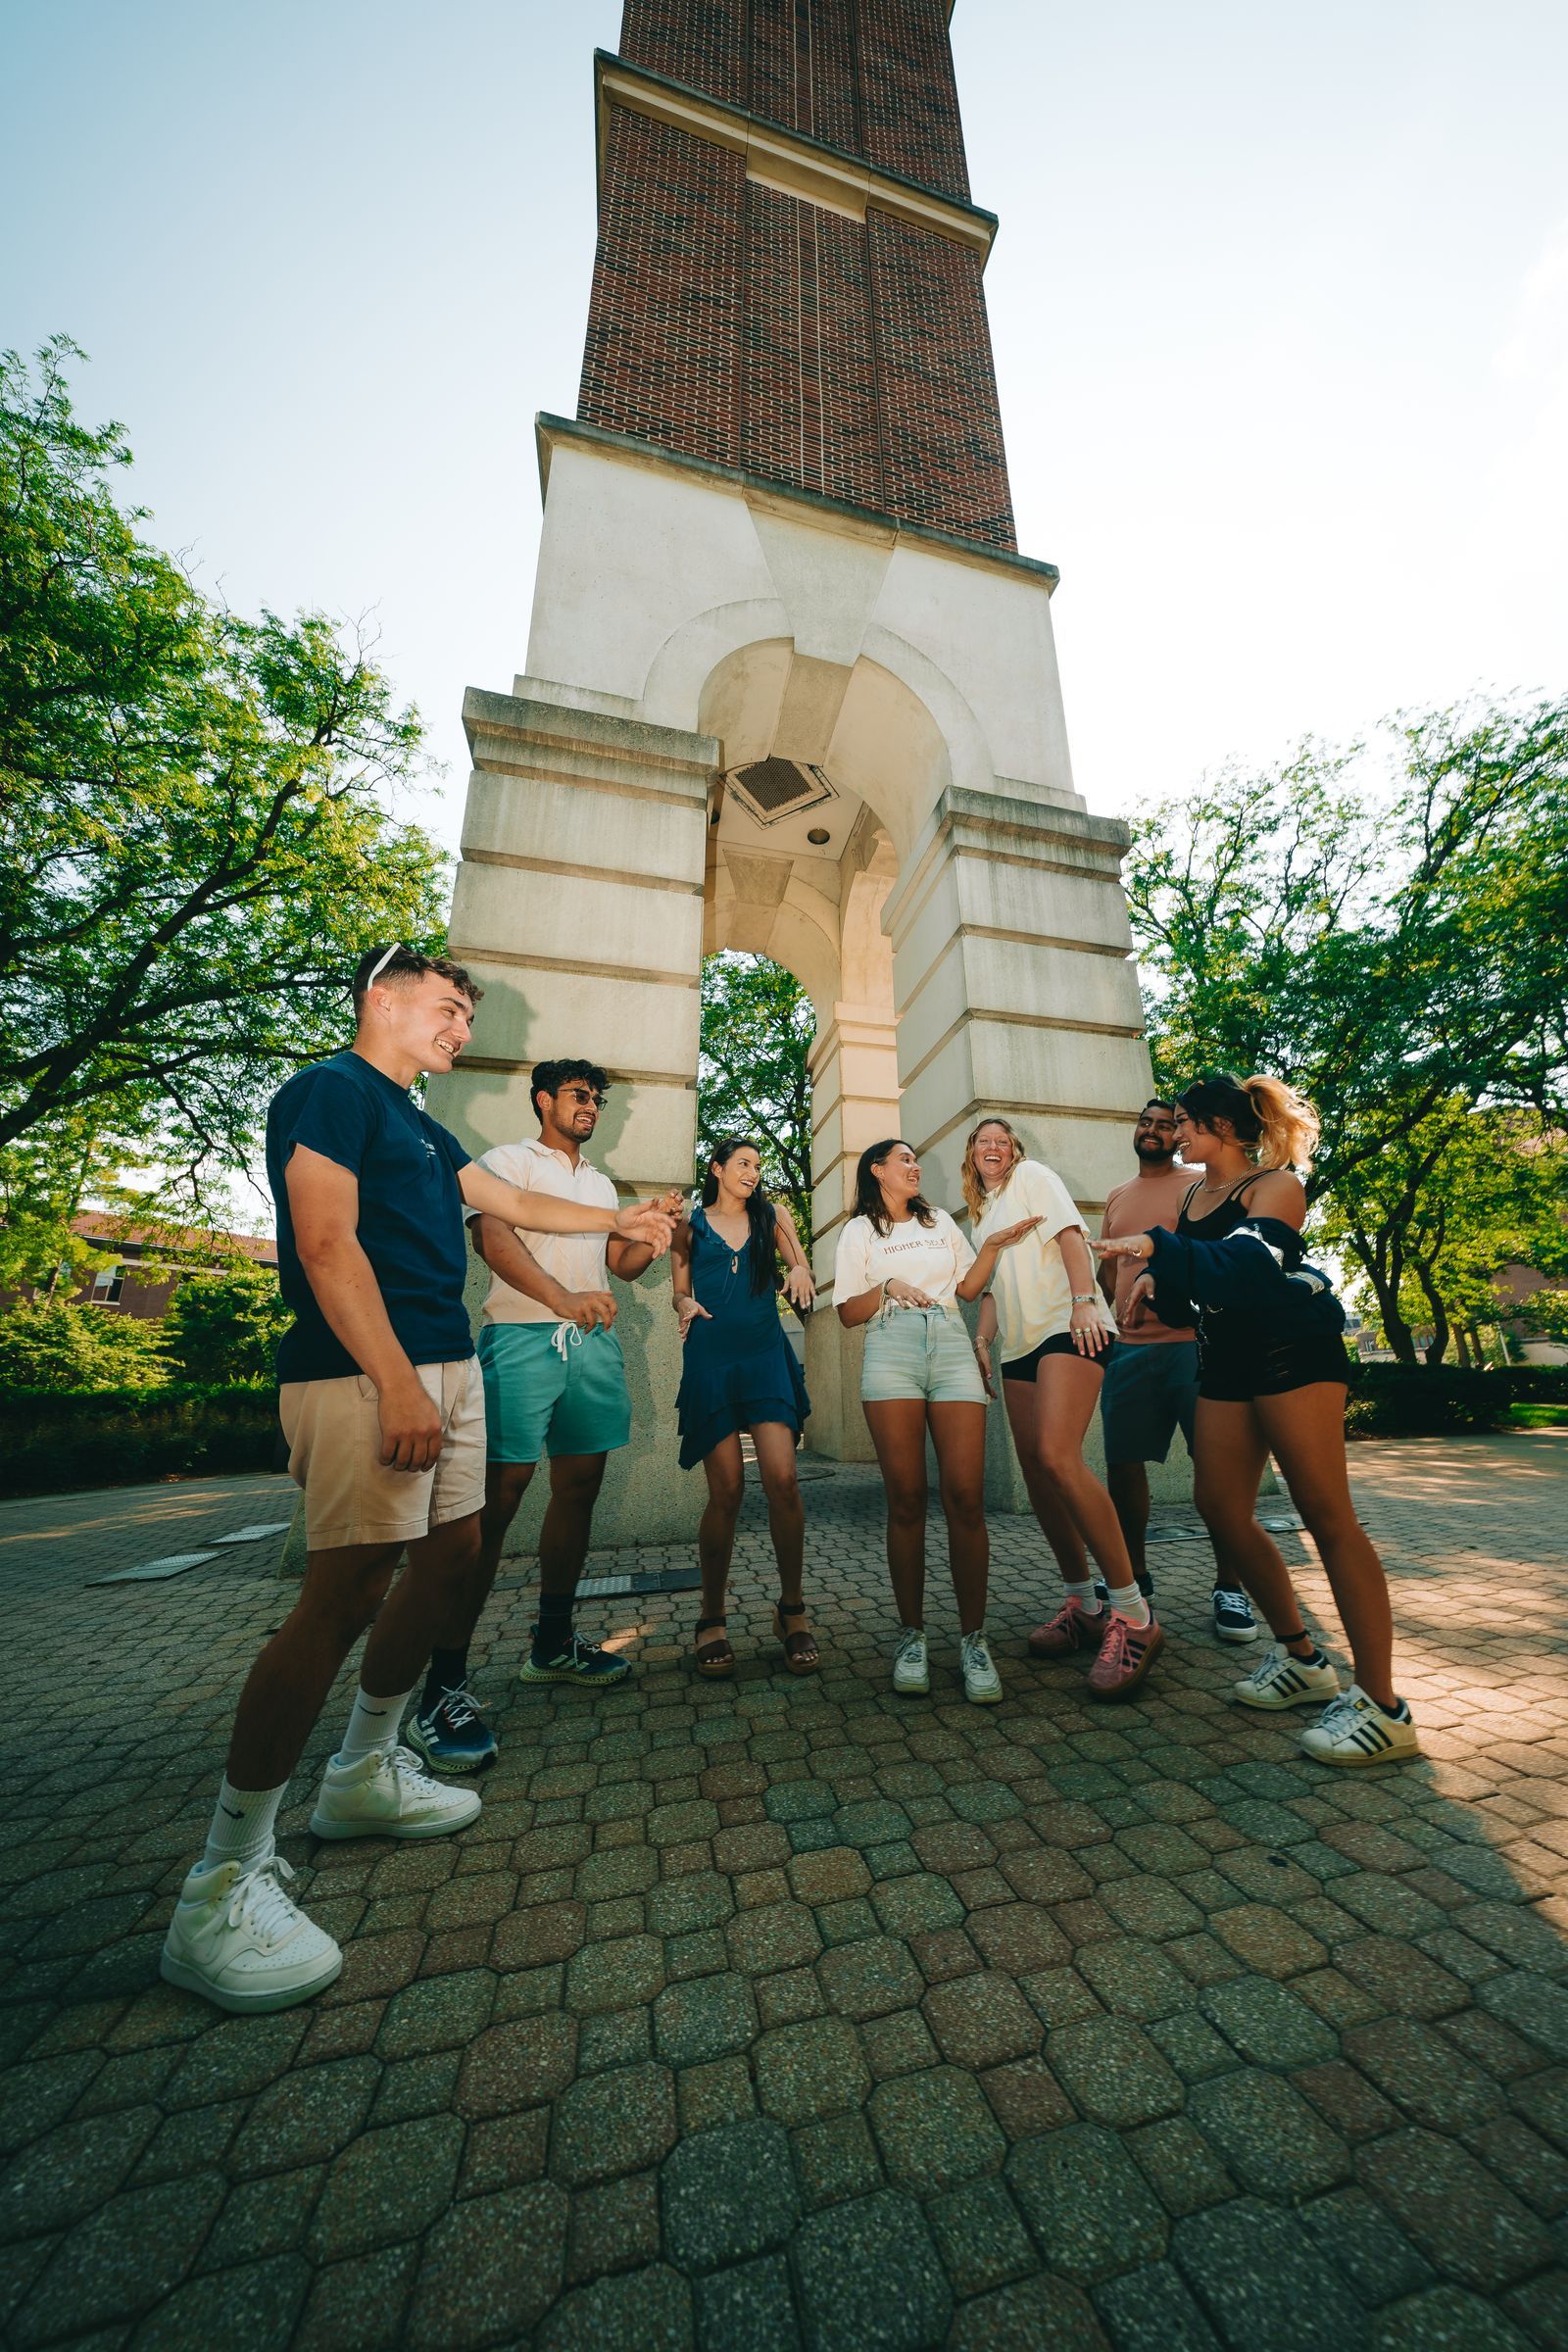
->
[1345,1363,1568,1438]
[0,1384,280,1496]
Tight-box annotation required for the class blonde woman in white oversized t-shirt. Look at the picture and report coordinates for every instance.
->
[964,1116,1164,1701]
[834,1137,1041,1706]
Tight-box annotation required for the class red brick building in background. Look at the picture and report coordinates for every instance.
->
[580,0,1016,547]
[3,1220,278,1323]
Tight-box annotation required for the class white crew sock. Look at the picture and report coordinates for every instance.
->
[1106,1581,1152,1629]
[201,1776,288,1873]
[338,1683,416,1764]
[1066,1579,1102,1615]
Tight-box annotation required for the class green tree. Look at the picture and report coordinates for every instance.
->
[0,1298,168,1392]
[163,1257,291,1386]
[697,953,815,1249]
[1126,698,1568,1361]
[0,337,449,1251]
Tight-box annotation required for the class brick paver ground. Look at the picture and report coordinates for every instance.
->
[2,1437,1566,2351]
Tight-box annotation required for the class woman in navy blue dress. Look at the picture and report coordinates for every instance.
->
[671,1138,816,1676]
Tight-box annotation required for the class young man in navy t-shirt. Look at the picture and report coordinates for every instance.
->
[162,946,675,2014]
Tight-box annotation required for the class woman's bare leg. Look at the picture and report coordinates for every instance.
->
[698,1436,745,1637]
[864,1398,930,1626]
[1255,1385,1396,1709]
[1005,1355,1137,1592]
[1191,1397,1316,1649]
[928,1400,989,1635]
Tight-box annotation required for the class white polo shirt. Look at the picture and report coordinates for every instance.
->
[469,1138,619,1327]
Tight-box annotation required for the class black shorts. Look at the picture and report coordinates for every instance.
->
[1198,1329,1352,1404]
[1001,1331,1098,1383]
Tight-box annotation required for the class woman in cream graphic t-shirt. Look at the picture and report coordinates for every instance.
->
[834,1137,1039,1708]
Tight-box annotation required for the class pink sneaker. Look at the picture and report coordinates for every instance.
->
[1087,1612,1164,1699]
[1028,1597,1110,1659]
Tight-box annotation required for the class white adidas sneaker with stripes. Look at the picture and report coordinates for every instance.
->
[1232,1642,1341,1711]
[1300,1686,1419,1766]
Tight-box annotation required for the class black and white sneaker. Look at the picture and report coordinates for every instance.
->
[1211,1587,1258,1644]
[1233,1642,1340,1711]
[1300,1685,1419,1766]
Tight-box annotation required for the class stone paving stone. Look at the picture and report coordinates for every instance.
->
[653,1970,759,2066]
[374,1969,495,2059]
[927,2176,1038,2296]
[124,2252,311,2351]
[791,2112,884,2210]
[578,2005,653,2072]
[535,2261,695,2352]
[1358,2128,1555,2292]
[868,2064,1007,2195]
[792,2189,952,2352]
[1199,1975,1340,2068]
[1173,2195,1364,2352]
[949,2272,1110,2351]
[1344,2016,1507,2132]
[293,2241,418,2352]
[564,1933,664,2015]
[1092,2260,1223,2352]
[549,2062,677,2188]
[0,2105,161,2241]
[1076,1936,1197,2021]
[10,2172,226,2347]
[1006,2121,1167,2284]
[1501,2268,1568,2348]
[454,2014,577,2119]
[693,2254,802,2352]
[1188,2068,1351,2201]
[1478,1972,1568,2063]
[817,1934,926,2022]
[226,2057,380,2176]
[405,2182,566,2349]
[1467,2115,1568,2218]
[1291,2058,1402,2142]
[646,1872,734,1936]
[724,1901,823,1976]
[1367,2284,1537,2350]
[1126,2117,1236,2218]
[662,2116,799,2271]
[867,1871,966,1938]
[1300,2185,1436,2308]
[197,2166,324,2272]
[755,2014,870,2126]
[967,1902,1072,1975]
[860,2006,942,2082]
[308,2115,463,2262]
[1046,2017,1186,2128]
[981,2054,1077,2142]
[921,1972,1041,2069]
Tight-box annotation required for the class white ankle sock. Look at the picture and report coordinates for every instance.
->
[1066,1579,1102,1613]
[1107,1581,1152,1628]
[202,1776,287,1873]
[338,1683,415,1764]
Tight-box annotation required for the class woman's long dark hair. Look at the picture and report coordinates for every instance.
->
[854,1138,937,1239]
[702,1138,778,1295]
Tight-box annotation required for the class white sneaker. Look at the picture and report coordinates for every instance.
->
[960,1630,1003,1706]
[892,1627,930,1695]
[1300,1685,1419,1766]
[310,1743,482,1840]
[160,1854,342,2013]
[1233,1642,1342,1711]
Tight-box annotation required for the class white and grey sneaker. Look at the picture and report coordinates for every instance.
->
[960,1630,1003,1706]
[1211,1587,1259,1644]
[1300,1685,1419,1766]
[892,1627,930,1695]
[160,1854,342,2013]
[310,1744,482,1840]
[1232,1642,1341,1711]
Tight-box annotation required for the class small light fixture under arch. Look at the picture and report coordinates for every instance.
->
[807,827,830,846]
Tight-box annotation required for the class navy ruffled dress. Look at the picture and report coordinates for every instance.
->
[675,1207,811,1469]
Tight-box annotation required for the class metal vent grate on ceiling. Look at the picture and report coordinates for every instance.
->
[725,759,837,828]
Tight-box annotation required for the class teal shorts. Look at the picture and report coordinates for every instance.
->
[860,1306,987,1405]
[478,1322,632,1464]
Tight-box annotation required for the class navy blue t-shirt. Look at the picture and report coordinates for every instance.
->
[267,1052,473,1383]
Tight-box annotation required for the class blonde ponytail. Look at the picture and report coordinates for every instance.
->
[1243,1074,1319,1174]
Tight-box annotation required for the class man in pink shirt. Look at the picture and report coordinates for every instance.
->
[1098,1100,1258,1644]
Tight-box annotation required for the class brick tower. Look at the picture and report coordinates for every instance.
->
[428,2,1154,1545]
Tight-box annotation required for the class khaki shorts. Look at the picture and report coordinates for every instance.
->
[279,1359,486,1551]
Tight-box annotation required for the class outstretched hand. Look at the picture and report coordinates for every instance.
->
[1092,1233,1153,1263]
[988,1216,1041,1251]
[782,1265,815,1309]
[616,1200,678,1256]
[674,1295,711,1342]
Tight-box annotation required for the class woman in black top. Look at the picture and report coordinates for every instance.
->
[1096,1073,1416,1767]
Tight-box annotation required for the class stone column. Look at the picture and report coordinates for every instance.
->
[424,687,718,1548]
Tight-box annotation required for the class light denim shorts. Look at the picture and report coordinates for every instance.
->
[860,1306,987,1405]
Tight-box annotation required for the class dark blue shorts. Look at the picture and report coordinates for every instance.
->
[1100,1341,1199,1465]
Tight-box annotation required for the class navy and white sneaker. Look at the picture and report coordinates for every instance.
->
[518,1629,632,1687]
[1300,1685,1419,1766]
[1211,1586,1259,1644]
[406,1684,498,1773]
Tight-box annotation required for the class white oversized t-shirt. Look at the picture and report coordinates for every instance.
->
[833,1207,976,1311]
[466,1137,619,1327]
[973,1157,1114,1359]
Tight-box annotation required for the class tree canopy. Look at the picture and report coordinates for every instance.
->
[1125,698,1568,1361]
[0,338,449,1282]
[697,952,814,1248]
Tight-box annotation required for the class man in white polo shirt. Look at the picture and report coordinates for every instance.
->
[406,1057,675,1770]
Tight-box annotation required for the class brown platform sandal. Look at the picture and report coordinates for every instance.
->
[695,1617,735,1678]
[774,1599,820,1676]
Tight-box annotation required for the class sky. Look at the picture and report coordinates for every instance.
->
[5,0,1567,858]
